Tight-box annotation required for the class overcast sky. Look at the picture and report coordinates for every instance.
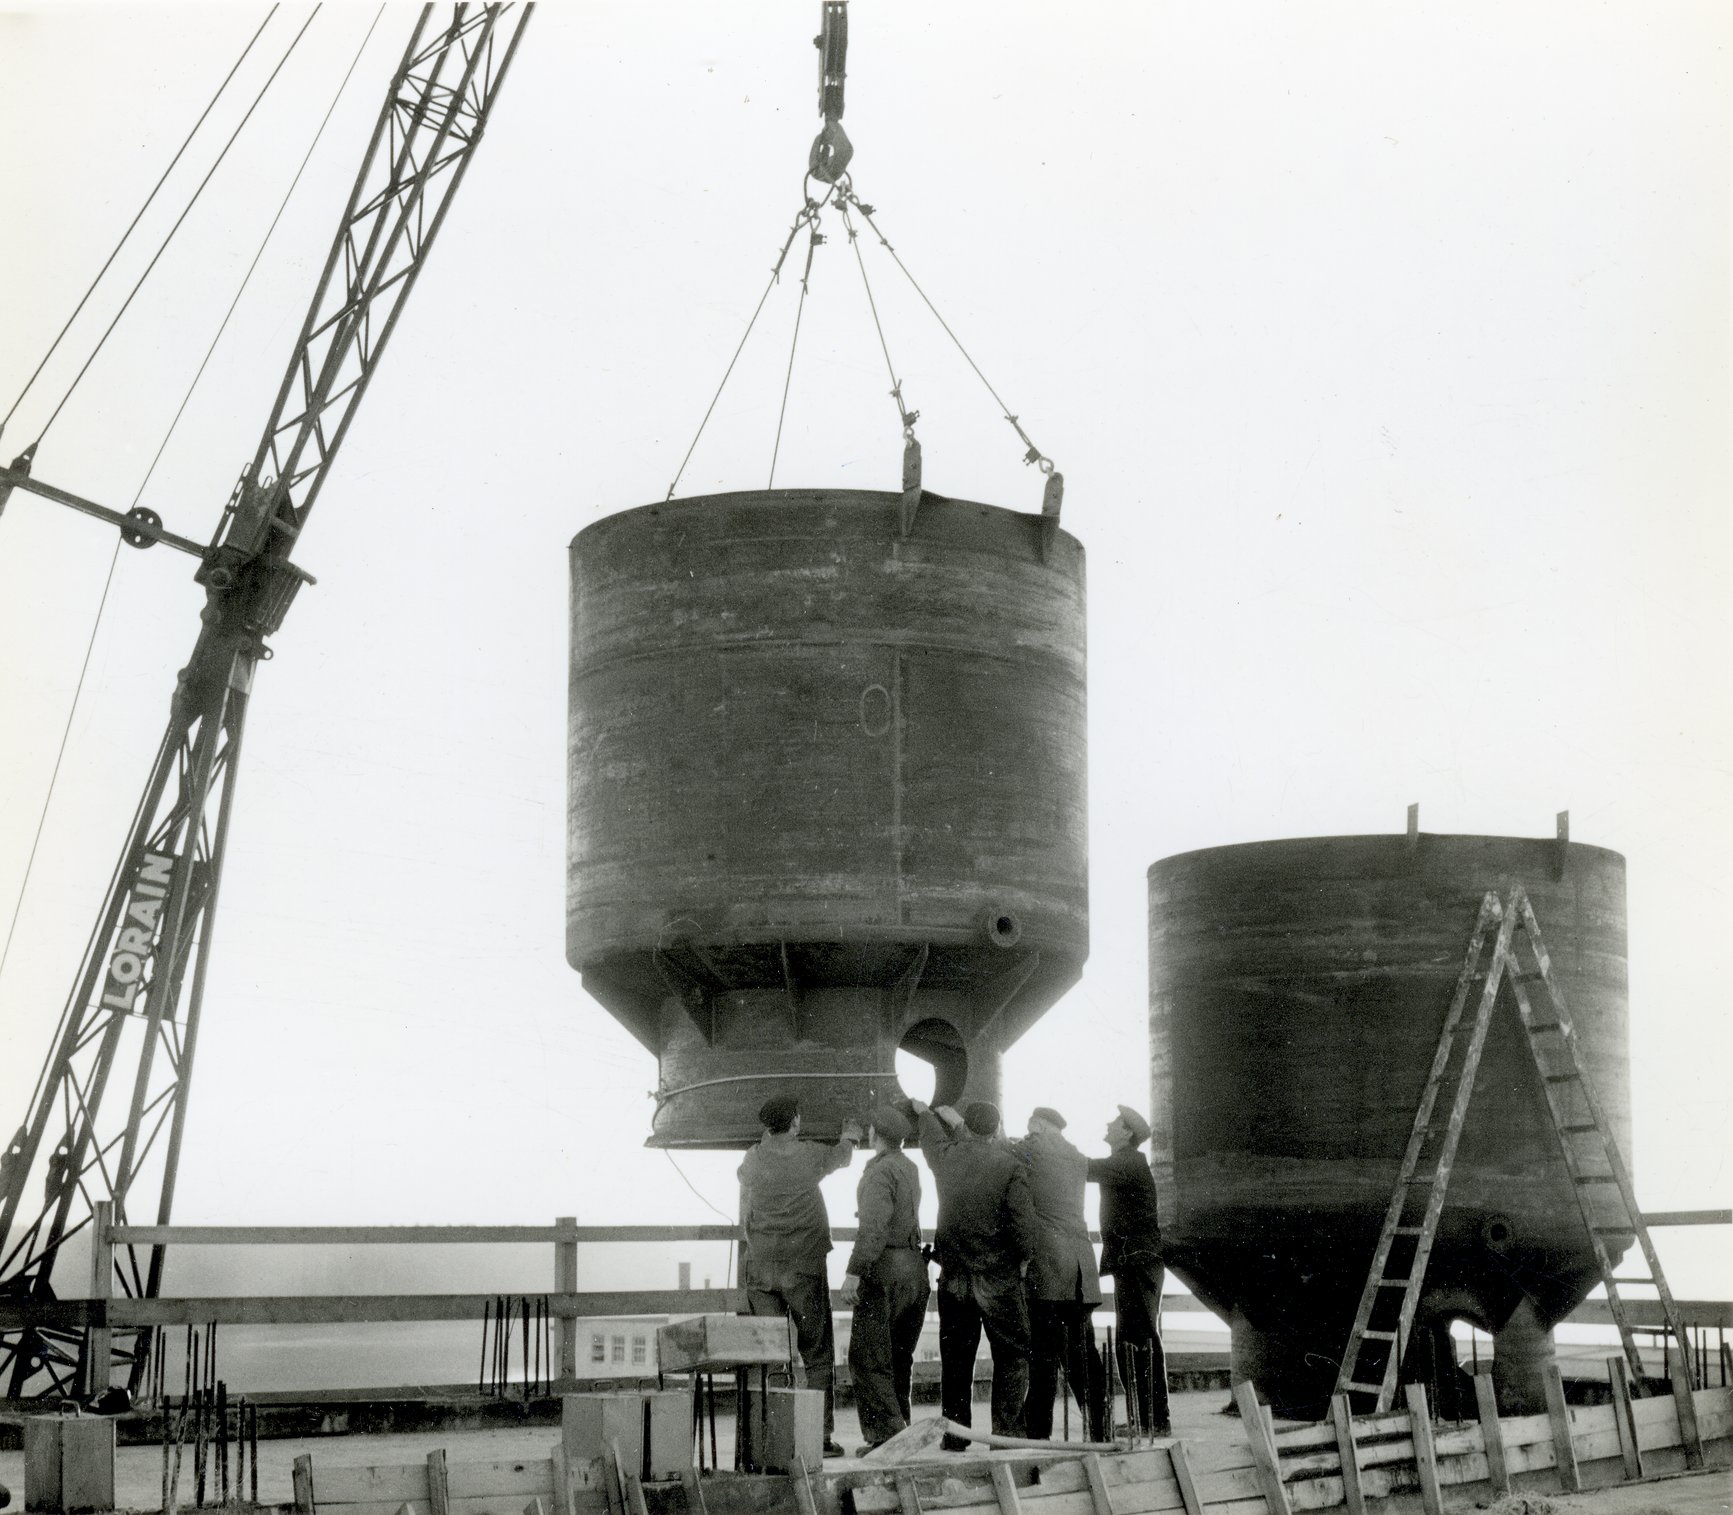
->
[0,2,1727,1303]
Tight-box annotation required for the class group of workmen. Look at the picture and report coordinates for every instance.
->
[737,1093,1167,1456]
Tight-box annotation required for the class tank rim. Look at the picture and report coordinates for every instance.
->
[569,485,1080,551]
[1145,831,1626,877]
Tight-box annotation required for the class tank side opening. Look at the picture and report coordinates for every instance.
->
[897,1019,969,1110]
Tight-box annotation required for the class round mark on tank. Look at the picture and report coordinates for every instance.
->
[859,683,892,737]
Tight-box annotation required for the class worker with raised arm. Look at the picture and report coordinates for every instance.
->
[738,1094,861,1457]
[913,1098,1040,1447]
[1086,1105,1170,1436]
[1014,1106,1106,1440]
[838,1105,930,1451]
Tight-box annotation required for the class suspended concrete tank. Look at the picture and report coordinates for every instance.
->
[568,488,1087,1147]
[1147,829,1629,1418]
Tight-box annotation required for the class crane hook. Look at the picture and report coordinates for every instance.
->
[808,2,853,183]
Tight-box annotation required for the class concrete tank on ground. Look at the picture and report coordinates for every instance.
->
[1147,830,1630,1418]
[568,488,1087,1147]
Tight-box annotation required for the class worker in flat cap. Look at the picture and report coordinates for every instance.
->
[838,1105,930,1450]
[1086,1104,1169,1436]
[1014,1106,1107,1440]
[913,1097,1040,1447]
[738,1094,863,1457]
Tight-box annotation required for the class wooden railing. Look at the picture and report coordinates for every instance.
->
[8,1203,1726,1394]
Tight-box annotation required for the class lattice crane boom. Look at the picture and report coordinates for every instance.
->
[0,2,532,1401]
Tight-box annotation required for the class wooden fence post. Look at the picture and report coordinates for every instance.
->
[1541,1362,1579,1492]
[1231,1381,1291,1515]
[292,1453,316,1515]
[1402,1383,1444,1515]
[1471,1372,1509,1497]
[1328,1395,1366,1515]
[86,1199,113,1400]
[555,1216,578,1387]
[1669,1354,1705,1470]
[1607,1355,1643,1480]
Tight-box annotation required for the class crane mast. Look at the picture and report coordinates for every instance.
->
[0,2,531,1400]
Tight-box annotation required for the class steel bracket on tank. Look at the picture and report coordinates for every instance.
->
[652,946,719,1043]
[970,950,1041,1043]
[898,435,923,538]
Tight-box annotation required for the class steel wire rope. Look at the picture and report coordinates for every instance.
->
[767,209,824,489]
[842,189,1056,473]
[0,540,123,995]
[663,184,839,502]
[837,197,916,435]
[0,5,370,1182]
[0,8,280,440]
[127,7,386,515]
[30,5,323,448]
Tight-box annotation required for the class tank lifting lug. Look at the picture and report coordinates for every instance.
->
[899,433,923,537]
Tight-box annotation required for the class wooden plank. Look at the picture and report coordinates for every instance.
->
[1471,1373,1509,1496]
[1671,1356,1705,1469]
[895,1473,922,1515]
[1270,1408,1410,1454]
[1081,1454,1114,1515]
[1164,1444,1203,1515]
[1607,1355,1643,1480]
[316,1459,557,1506]
[1231,1382,1290,1514]
[426,1450,451,1515]
[1542,1363,1580,1491]
[90,1290,745,1327]
[1401,1384,1442,1515]
[309,1499,602,1515]
[1326,1396,1365,1515]
[294,1454,317,1515]
[448,1462,558,1500]
[989,1463,1022,1515]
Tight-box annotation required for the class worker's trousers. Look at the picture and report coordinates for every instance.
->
[1025,1298,1105,1441]
[847,1248,931,1448]
[937,1270,1030,1447]
[747,1271,836,1440]
[1110,1259,1170,1432]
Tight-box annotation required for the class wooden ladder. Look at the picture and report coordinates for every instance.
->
[1334,891,1515,1412]
[1499,886,1695,1394]
[1334,886,1695,1413]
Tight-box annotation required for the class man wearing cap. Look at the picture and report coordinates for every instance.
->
[738,1095,863,1456]
[838,1106,929,1450]
[913,1098,1040,1445]
[1087,1105,1169,1436]
[1015,1107,1106,1440]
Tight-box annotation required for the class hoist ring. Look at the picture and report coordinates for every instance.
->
[808,119,854,184]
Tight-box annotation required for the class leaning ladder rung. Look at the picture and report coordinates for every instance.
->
[1560,1123,1600,1133]
[1593,1226,1636,1235]
[1526,1021,1566,1032]
[1574,1175,1619,1184]
[1611,1277,1656,1286]
[1544,1074,1581,1084]
[1344,1381,1387,1396]
[1377,1279,1411,1288]
[1360,1330,1399,1342]
[1392,1226,1424,1236]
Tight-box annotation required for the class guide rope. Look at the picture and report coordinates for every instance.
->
[0,9,280,442]
[31,6,322,448]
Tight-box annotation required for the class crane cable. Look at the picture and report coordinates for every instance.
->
[29,6,323,449]
[0,8,280,443]
[0,9,383,1004]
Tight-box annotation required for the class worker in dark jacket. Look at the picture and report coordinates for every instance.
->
[838,1105,930,1449]
[1014,1107,1106,1440]
[1086,1104,1169,1436]
[914,1098,1040,1447]
[738,1095,861,1455]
